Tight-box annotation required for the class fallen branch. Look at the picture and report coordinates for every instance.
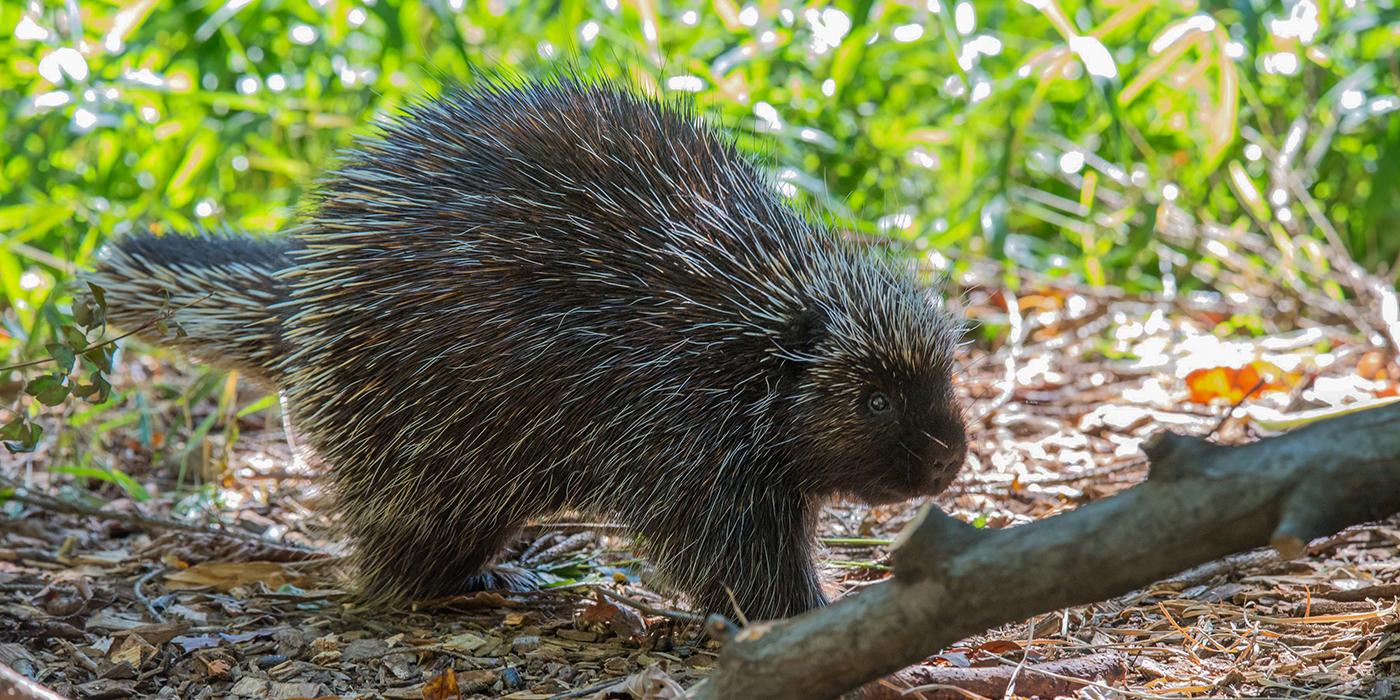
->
[694,402,1400,699]
[861,653,1130,700]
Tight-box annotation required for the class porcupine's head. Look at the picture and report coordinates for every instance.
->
[775,257,968,505]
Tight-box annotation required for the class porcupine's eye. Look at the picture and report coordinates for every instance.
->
[866,391,892,416]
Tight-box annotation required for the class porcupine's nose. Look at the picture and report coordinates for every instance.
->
[926,432,968,492]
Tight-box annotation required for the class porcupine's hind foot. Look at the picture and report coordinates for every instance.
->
[462,563,544,593]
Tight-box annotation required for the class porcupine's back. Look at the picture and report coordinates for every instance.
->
[277,79,850,505]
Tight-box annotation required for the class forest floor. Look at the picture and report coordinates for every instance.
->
[4,267,1400,699]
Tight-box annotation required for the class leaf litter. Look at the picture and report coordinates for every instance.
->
[2,265,1400,698]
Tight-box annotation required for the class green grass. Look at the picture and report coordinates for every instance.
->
[1,0,1397,462]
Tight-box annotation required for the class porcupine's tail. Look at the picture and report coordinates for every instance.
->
[87,229,297,386]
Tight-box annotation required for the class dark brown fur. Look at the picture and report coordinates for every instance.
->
[91,78,967,620]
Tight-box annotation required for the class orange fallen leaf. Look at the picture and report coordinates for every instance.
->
[975,639,1024,656]
[1185,360,1297,404]
[1018,292,1064,312]
[423,668,461,700]
[1356,350,1389,380]
[577,595,622,625]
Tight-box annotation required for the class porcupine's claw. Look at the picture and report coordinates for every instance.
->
[463,564,545,593]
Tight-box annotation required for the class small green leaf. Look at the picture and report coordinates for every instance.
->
[46,343,76,372]
[73,297,94,327]
[91,376,112,403]
[63,326,88,349]
[87,282,107,310]
[237,393,279,418]
[25,374,70,406]
[1,416,31,441]
[2,418,42,454]
[50,465,151,501]
[86,297,106,329]
[83,345,114,374]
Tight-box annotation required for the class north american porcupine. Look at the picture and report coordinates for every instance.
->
[90,77,968,620]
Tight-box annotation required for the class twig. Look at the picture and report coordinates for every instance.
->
[1001,621,1034,700]
[979,653,1143,700]
[0,291,213,374]
[0,661,68,700]
[134,566,167,623]
[548,676,629,699]
[878,653,1132,700]
[949,459,1147,496]
[411,644,499,664]
[1206,376,1268,440]
[595,587,702,624]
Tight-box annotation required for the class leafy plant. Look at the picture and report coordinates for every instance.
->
[2,282,115,452]
[1,0,1396,465]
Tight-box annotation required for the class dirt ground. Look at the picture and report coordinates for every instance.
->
[3,270,1399,699]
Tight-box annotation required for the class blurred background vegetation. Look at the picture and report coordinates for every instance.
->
[0,0,1397,479]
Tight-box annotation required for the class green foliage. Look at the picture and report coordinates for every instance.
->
[2,281,113,452]
[50,463,151,501]
[0,0,1397,466]
[3,1,1396,291]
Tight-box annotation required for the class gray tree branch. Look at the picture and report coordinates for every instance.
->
[694,402,1400,699]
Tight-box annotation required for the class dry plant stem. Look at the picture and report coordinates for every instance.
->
[694,403,1400,700]
[0,662,67,700]
[595,587,703,624]
[0,477,268,544]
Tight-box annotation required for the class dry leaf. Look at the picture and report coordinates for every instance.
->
[974,639,1024,656]
[164,560,310,592]
[1185,360,1296,404]
[423,668,461,700]
[1018,291,1065,312]
[1357,351,1389,380]
[109,635,157,671]
[577,596,622,625]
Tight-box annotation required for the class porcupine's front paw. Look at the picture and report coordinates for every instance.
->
[463,564,544,593]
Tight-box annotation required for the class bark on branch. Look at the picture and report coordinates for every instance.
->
[694,402,1400,699]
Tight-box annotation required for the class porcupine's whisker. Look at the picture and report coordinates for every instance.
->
[922,429,949,450]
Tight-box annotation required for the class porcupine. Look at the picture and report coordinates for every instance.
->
[89,77,969,620]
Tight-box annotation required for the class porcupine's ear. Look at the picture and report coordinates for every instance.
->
[776,305,829,375]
